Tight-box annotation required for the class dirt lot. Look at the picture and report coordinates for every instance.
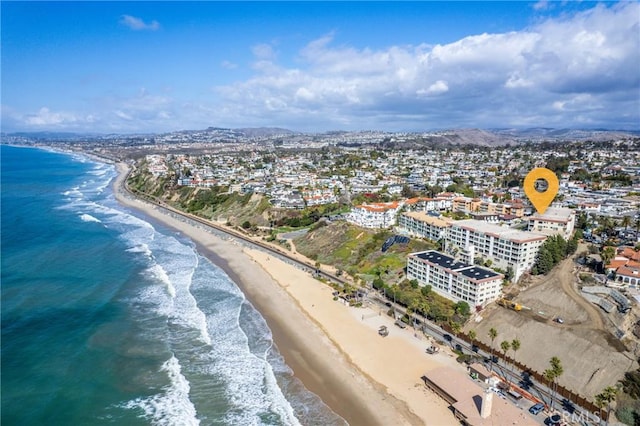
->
[467,248,639,398]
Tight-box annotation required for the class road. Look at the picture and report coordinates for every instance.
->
[533,249,605,331]
[368,293,605,426]
[120,165,604,425]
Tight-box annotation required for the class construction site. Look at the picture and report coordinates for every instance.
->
[468,245,640,399]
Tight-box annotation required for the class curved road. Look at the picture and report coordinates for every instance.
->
[119,163,605,425]
[532,249,604,331]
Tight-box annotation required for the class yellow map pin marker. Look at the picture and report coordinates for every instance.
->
[523,167,559,214]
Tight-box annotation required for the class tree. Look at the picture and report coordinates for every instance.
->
[455,301,471,317]
[500,340,511,377]
[505,266,515,282]
[545,356,564,411]
[420,285,432,297]
[468,330,477,349]
[510,338,521,385]
[543,368,557,410]
[488,328,498,371]
[601,246,616,272]
[450,322,462,346]
[595,385,618,425]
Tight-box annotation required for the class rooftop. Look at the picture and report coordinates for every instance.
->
[402,211,453,227]
[529,207,575,223]
[413,250,467,270]
[410,250,502,281]
[423,366,537,426]
[453,219,547,243]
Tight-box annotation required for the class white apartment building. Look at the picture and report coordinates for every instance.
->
[347,202,402,229]
[447,220,547,282]
[527,207,576,240]
[407,250,503,307]
[397,211,452,241]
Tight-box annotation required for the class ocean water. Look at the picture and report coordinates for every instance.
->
[1,145,345,426]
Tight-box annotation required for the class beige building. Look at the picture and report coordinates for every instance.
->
[422,366,537,426]
[397,211,452,241]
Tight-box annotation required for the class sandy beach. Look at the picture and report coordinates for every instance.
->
[113,162,459,426]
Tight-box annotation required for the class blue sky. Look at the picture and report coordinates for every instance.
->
[2,1,639,133]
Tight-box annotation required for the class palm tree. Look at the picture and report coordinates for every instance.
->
[500,340,511,381]
[543,368,557,410]
[545,356,564,411]
[595,385,619,425]
[408,299,421,330]
[488,328,498,371]
[510,338,521,383]
[601,246,616,273]
[621,215,632,233]
[468,329,477,351]
[450,322,462,349]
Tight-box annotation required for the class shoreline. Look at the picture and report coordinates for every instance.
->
[112,162,458,425]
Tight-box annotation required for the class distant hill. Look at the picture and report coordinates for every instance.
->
[235,127,297,138]
[491,128,638,142]
[427,128,515,147]
[3,126,636,146]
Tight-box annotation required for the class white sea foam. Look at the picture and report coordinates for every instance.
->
[55,151,330,424]
[126,243,153,259]
[146,264,176,298]
[191,269,301,426]
[79,213,101,223]
[122,355,200,426]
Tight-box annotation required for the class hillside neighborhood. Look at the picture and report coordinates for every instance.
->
[6,129,640,424]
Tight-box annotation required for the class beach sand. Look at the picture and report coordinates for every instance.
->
[113,163,459,426]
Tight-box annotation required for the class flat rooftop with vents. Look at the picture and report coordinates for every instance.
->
[407,250,504,306]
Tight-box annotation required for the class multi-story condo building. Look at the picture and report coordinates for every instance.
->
[404,197,452,212]
[447,220,547,282]
[397,211,452,241]
[407,250,503,307]
[452,196,525,217]
[347,202,402,229]
[527,207,576,240]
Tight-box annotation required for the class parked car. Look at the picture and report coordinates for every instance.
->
[394,319,407,329]
[545,414,562,426]
[553,317,564,324]
[529,402,545,415]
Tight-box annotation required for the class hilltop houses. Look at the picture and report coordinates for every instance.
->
[607,247,640,288]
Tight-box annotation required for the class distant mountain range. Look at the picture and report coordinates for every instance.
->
[3,127,638,146]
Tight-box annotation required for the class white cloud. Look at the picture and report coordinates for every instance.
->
[252,43,276,60]
[533,1,550,11]
[120,15,160,31]
[6,3,638,133]
[221,60,238,70]
[211,2,639,131]
[24,107,78,126]
[417,80,449,96]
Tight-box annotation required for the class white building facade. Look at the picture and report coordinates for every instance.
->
[347,202,402,229]
[407,250,503,307]
[447,220,547,282]
[527,207,576,240]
